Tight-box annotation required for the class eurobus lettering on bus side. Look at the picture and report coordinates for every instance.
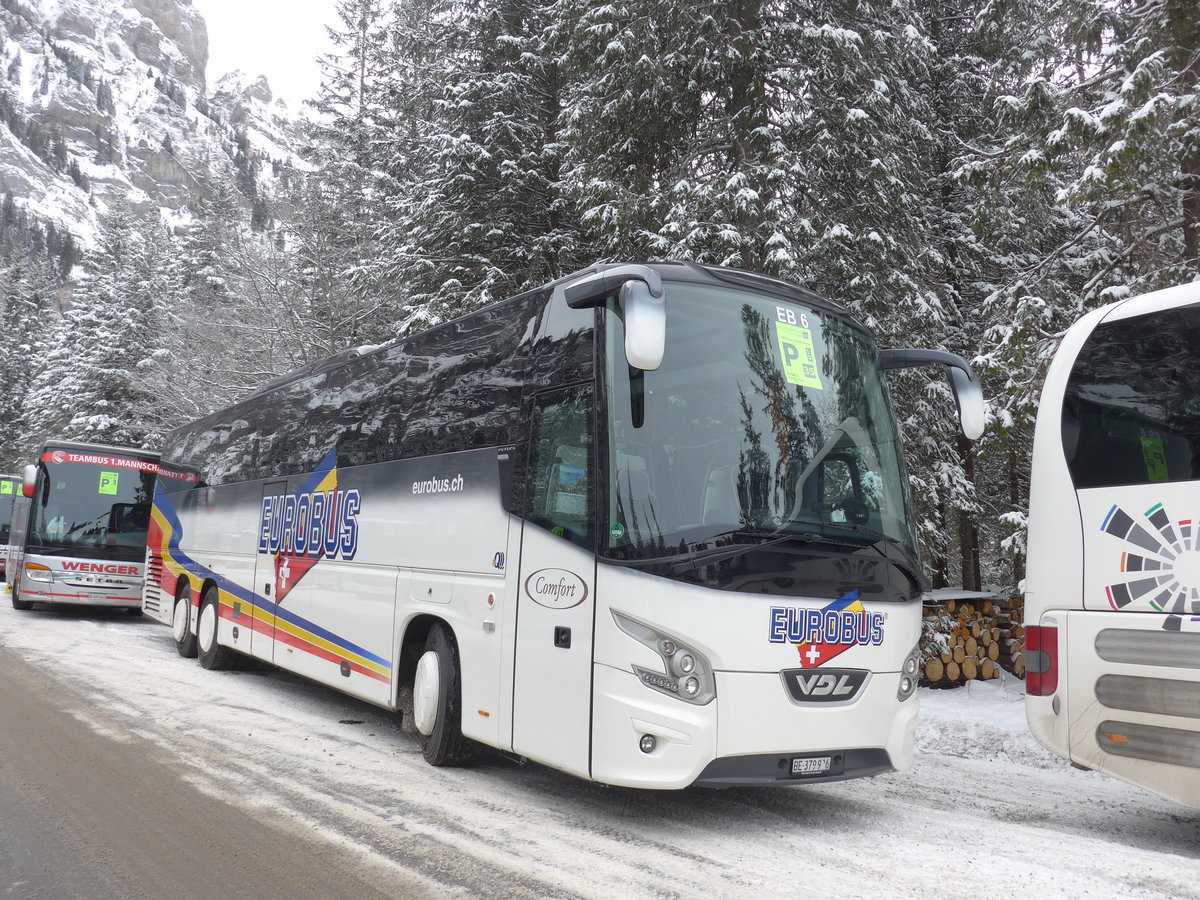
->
[145,261,982,789]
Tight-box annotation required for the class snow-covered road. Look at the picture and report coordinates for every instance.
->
[1,594,1197,898]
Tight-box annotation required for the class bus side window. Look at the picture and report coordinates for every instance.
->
[527,384,594,547]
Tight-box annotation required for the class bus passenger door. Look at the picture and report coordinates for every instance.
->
[511,385,596,779]
[249,480,286,663]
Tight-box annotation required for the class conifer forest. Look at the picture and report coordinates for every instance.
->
[1,0,1197,595]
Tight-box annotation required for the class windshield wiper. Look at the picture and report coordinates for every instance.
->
[784,519,925,586]
[667,533,813,574]
[666,528,880,575]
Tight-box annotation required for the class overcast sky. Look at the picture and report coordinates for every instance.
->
[191,0,340,112]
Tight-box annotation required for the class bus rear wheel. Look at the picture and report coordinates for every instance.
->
[173,585,198,658]
[11,577,33,611]
[413,623,473,767]
[197,586,235,671]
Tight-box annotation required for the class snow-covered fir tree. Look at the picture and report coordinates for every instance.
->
[23,200,174,450]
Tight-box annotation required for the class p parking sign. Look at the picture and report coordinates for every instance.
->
[0,480,12,495]
[775,319,823,390]
[98,471,119,496]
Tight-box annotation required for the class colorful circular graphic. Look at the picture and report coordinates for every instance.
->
[1101,502,1200,613]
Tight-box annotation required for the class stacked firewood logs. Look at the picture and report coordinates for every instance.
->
[919,595,1025,687]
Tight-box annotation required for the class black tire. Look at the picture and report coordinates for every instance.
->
[413,623,473,767]
[172,584,198,658]
[196,586,236,671]
[11,576,34,611]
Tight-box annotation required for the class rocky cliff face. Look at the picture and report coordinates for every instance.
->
[0,0,305,244]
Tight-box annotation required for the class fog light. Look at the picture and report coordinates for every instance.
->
[903,656,918,677]
[639,734,656,754]
[683,676,700,697]
[899,675,913,695]
[678,654,695,674]
[660,639,676,657]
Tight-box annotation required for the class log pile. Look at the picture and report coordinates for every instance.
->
[919,595,1023,687]
[996,594,1026,678]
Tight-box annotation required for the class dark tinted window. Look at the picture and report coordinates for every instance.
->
[397,299,539,459]
[1064,303,1200,488]
[165,292,545,484]
[527,383,594,548]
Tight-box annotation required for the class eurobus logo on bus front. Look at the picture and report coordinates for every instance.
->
[768,591,886,669]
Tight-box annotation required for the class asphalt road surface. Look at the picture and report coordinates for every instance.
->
[0,643,430,899]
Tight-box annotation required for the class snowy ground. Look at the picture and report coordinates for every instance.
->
[1,590,1198,899]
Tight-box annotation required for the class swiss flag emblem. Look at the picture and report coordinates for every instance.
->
[794,591,867,669]
[274,552,319,603]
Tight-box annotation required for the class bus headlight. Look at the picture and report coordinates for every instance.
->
[613,611,716,705]
[897,645,920,701]
[24,562,53,583]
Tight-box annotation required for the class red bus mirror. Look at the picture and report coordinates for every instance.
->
[21,463,36,499]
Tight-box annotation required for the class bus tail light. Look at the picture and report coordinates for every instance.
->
[24,562,53,583]
[1026,625,1059,696]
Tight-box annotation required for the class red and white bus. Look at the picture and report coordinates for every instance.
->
[8,441,161,614]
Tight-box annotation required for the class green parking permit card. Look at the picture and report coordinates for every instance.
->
[0,480,11,494]
[1140,433,1168,482]
[775,320,823,390]
[98,471,119,495]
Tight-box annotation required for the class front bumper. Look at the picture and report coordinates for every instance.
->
[590,664,917,789]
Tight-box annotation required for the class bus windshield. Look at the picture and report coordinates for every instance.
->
[602,281,917,565]
[0,478,15,544]
[29,459,155,561]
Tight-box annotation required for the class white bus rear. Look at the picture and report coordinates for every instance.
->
[1026,283,1200,807]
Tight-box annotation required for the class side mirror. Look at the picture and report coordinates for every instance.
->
[946,366,985,441]
[21,463,37,499]
[555,264,667,371]
[879,349,985,441]
[621,279,666,371]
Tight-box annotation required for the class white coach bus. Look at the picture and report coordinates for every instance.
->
[8,441,163,613]
[0,473,17,582]
[1025,282,1200,807]
[146,262,982,789]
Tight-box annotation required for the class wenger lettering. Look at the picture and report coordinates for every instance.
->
[60,562,139,575]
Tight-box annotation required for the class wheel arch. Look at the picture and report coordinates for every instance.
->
[397,613,451,693]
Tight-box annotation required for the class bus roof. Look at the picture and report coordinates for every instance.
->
[38,440,161,462]
[240,261,858,406]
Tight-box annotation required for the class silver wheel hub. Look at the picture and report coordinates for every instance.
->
[198,602,217,653]
[172,598,191,643]
[412,650,440,736]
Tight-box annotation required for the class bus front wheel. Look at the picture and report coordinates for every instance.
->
[11,577,33,611]
[173,585,198,658]
[413,623,473,767]
[197,587,235,671]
